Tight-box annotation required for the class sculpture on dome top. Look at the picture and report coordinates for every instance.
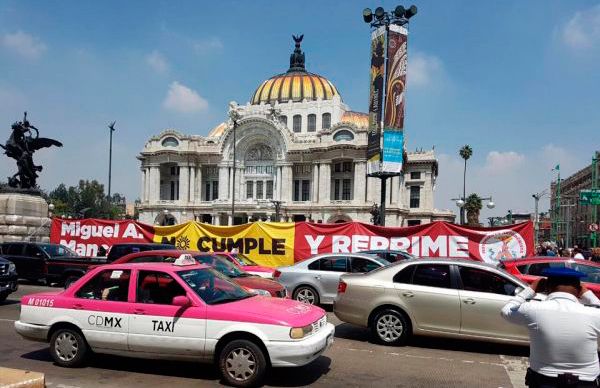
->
[288,34,306,72]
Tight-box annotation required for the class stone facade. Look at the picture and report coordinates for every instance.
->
[137,40,453,226]
[0,193,50,243]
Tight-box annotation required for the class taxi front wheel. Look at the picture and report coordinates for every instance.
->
[218,339,267,387]
[49,328,89,367]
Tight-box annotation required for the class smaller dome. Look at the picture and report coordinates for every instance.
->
[208,122,227,138]
[341,111,369,129]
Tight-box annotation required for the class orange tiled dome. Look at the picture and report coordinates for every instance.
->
[251,72,339,105]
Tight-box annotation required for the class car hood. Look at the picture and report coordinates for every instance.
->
[233,276,283,291]
[207,296,325,326]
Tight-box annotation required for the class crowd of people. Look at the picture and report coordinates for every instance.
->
[536,243,600,261]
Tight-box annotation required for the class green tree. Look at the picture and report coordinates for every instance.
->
[48,180,125,219]
[465,193,482,226]
[459,145,473,224]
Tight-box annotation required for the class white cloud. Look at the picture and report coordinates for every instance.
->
[407,52,443,88]
[146,50,169,73]
[434,145,588,222]
[561,4,600,50]
[193,37,223,53]
[1,31,47,59]
[483,151,525,175]
[162,81,208,113]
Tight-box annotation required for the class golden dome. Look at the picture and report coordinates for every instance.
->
[251,35,340,105]
[251,72,340,105]
[341,111,369,129]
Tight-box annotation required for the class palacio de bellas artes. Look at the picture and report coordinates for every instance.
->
[137,36,453,227]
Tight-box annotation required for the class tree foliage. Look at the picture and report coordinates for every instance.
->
[48,180,125,219]
[459,145,473,161]
[464,193,482,226]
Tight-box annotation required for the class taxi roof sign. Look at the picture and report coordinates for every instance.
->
[173,254,196,266]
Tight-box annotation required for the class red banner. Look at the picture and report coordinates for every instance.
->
[50,218,154,256]
[294,221,533,264]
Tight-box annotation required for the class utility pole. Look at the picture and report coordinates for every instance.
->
[228,104,241,226]
[592,154,598,248]
[532,190,548,247]
[107,121,116,199]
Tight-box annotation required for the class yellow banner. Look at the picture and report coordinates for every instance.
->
[152,221,296,267]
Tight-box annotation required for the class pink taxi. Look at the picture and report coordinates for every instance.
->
[15,257,334,387]
[215,252,276,279]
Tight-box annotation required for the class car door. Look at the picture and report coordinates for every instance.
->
[311,257,348,303]
[457,265,528,341]
[4,243,28,278]
[393,263,461,334]
[127,269,206,356]
[72,268,131,350]
[24,244,48,279]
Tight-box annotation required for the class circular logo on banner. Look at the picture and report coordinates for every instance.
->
[479,230,527,264]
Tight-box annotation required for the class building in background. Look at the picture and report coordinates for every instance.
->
[137,38,453,226]
[550,151,600,248]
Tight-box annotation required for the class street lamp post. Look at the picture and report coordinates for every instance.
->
[362,5,417,226]
[532,190,549,246]
[271,200,282,222]
[451,195,495,225]
[228,104,241,226]
[107,121,116,200]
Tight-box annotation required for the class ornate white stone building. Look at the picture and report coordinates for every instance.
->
[137,38,453,226]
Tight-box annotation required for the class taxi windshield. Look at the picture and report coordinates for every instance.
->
[177,268,252,305]
[234,253,258,266]
[193,255,248,278]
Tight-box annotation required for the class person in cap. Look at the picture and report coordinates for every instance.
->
[501,267,600,387]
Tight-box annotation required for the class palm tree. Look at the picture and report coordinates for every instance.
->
[464,193,482,226]
[459,145,473,224]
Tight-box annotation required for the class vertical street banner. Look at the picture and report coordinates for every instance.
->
[382,24,408,174]
[366,26,386,175]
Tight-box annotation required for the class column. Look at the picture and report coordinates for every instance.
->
[218,166,229,200]
[228,214,233,226]
[149,166,160,202]
[277,166,283,201]
[189,165,195,203]
[318,162,330,202]
[281,165,293,203]
[212,214,220,225]
[353,161,366,204]
[140,168,146,203]
[367,176,380,204]
[179,165,189,203]
[195,166,202,203]
[312,163,319,202]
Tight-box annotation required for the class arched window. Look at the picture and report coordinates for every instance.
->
[161,136,179,147]
[307,114,316,132]
[333,130,355,142]
[322,113,331,129]
[293,115,302,133]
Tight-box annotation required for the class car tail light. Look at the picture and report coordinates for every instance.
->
[273,270,282,278]
[338,281,347,293]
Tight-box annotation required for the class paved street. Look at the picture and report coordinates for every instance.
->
[0,283,530,387]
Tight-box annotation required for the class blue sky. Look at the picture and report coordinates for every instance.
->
[1,0,599,220]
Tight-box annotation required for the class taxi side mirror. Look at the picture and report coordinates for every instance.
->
[172,295,191,307]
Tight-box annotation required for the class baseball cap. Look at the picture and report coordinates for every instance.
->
[541,267,586,279]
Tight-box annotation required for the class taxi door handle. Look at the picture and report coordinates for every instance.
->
[72,303,84,310]
[133,309,145,315]
[401,292,414,298]
[463,298,476,305]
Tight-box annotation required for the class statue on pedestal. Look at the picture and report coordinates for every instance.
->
[0,112,62,191]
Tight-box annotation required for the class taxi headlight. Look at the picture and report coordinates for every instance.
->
[8,263,16,273]
[289,324,313,339]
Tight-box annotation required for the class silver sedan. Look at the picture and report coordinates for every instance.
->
[334,258,530,346]
[274,253,390,305]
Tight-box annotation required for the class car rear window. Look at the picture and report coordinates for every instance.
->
[527,262,566,276]
[412,264,451,289]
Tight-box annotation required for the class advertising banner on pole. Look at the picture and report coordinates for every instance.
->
[366,26,386,175]
[381,23,408,174]
[52,219,534,266]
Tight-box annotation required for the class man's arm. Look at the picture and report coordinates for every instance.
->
[579,285,600,306]
[501,286,536,325]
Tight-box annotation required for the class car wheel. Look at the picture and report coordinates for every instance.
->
[371,309,410,346]
[49,327,88,367]
[218,339,267,388]
[64,276,80,289]
[293,286,319,305]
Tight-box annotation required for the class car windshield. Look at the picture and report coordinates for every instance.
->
[234,253,258,266]
[40,244,76,257]
[570,263,600,284]
[177,268,252,305]
[193,255,249,278]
